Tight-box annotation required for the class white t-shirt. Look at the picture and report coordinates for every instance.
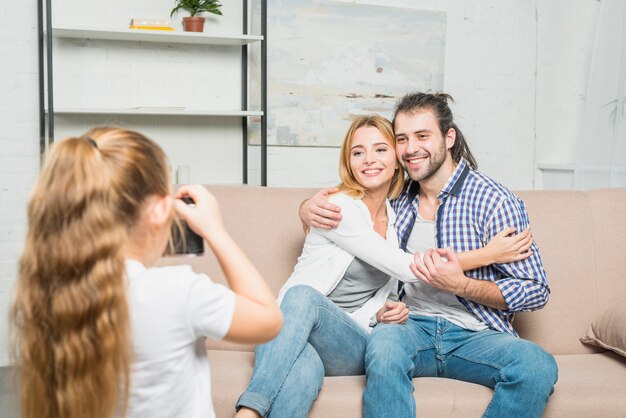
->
[404,215,488,331]
[124,260,236,418]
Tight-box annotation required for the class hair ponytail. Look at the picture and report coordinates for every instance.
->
[13,137,130,418]
[12,128,171,418]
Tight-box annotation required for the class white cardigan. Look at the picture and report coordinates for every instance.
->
[278,193,418,332]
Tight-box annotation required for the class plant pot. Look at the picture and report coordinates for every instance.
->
[182,16,205,32]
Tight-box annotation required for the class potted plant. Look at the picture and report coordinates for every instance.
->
[170,0,223,33]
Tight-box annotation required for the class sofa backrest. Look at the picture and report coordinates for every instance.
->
[157,186,626,356]
[157,186,313,352]
[514,189,626,355]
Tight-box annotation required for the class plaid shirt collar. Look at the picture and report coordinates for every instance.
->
[393,158,471,251]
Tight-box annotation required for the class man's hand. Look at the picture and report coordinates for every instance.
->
[411,248,508,309]
[299,187,342,230]
[410,248,469,295]
[376,301,409,324]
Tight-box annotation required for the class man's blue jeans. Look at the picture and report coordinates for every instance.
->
[236,285,369,418]
[363,315,558,418]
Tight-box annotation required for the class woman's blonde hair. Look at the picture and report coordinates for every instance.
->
[11,127,171,418]
[337,115,405,199]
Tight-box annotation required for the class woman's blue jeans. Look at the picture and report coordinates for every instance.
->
[363,314,558,418]
[236,285,369,418]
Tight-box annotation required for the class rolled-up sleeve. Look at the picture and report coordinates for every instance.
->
[487,197,550,312]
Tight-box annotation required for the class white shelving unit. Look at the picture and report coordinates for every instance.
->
[39,0,268,184]
[49,25,263,46]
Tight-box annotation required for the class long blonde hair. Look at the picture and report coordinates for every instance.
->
[337,115,405,199]
[11,127,171,418]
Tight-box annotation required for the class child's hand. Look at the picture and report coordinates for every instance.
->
[485,227,533,264]
[174,185,224,239]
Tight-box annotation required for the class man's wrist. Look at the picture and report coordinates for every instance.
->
[456,275,472,298]
[455,276,509,310]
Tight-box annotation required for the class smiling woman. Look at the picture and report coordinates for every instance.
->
[234,115,415,418]
[348,125,400,232]
[340,117,405,236]
[338,115,405,202]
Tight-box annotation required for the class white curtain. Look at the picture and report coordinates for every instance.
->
[574,0,626,189]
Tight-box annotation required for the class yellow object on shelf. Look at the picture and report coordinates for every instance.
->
[129,25,175,31]
[129,18,173,31]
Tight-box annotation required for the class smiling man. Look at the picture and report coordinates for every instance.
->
[301,92,558,418]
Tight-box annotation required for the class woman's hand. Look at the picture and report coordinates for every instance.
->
[376,301,409,324]
[174,185,225,240]
[484,227,533,264]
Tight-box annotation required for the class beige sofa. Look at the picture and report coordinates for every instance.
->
[157,186,626,417]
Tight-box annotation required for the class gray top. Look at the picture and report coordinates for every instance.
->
[327,257,390,313]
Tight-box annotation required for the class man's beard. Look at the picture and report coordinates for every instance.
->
[405,142,448,182]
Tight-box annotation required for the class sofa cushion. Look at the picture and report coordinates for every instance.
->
[206,350,492,418]
[514,191,599,355]
[580,300,626,357]
[206,350,626,418]
[545,352,626,418]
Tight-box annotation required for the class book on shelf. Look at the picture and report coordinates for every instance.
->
[129,18,174,31]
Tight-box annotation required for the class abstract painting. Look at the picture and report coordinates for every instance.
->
[251,0,446,146]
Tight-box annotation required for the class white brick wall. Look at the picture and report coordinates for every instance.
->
[534,0,599,188]
[0,5,40,366]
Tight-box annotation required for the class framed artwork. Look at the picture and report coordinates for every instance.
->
[251,0,446,147]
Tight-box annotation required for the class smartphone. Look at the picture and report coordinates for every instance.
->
[169,196,204,256]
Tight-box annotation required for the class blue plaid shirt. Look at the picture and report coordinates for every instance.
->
[391,158,550,336]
